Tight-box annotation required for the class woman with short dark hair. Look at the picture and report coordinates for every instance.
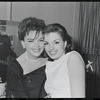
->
[6,17,47,98]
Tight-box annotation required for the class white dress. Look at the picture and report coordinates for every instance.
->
[45,51,84,98]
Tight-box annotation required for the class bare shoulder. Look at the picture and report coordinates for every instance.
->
[68,51,85,65]
[67,51,85,72]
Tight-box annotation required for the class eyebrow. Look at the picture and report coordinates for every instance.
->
[44,39,60,42]
[54,39,60,41]
[27,37,44,40]
[27,38,35,40]
[39,37,44,39]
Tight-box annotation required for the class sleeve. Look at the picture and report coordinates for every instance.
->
[6,58,28,98]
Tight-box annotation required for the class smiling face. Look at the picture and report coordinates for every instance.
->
[44,32,67,61]
[21,30,44,60]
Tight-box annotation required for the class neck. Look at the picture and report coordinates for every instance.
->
[25,51,40,62]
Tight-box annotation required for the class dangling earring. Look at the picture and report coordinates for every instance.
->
[64,41,67,48]
[64,41,67,53]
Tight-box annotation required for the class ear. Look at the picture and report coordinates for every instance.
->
[21,41,26,49]
[64,41,67,49]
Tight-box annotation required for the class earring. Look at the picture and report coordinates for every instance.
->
[21,41,25,49]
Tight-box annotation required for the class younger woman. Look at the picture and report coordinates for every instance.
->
[43,23,85,98]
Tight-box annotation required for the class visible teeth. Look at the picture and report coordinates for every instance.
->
[50,51,56,54]
[33,49,40,52]
[34,50,39,51]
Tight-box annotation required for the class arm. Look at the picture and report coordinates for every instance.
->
[0,83,6,98]
[6,60,28,98]
[67,51,85,98]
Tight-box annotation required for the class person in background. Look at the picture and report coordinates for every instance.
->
[0,33,7,98]
[0,26,17,58]
[6,17,47,98]
[0,26,16,98]
[0,26,11,48]
[43,23,85,98]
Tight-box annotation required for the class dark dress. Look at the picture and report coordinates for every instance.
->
[6,58,47,98]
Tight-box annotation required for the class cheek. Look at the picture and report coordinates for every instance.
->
[44,46,49,52]
[25,43,32,49]
[39,44,44,50]
[25,45,30,50]
[58,44,65,51]
[41,45,45,51]
[40,43,44,47]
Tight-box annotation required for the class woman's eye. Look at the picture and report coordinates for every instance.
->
[55,41,59,44]
[44,42,48,45]
[39,39,44,42]
[28,41,34,42]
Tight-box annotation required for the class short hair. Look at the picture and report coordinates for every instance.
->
[43,23,72,53]
[18,17,46,41]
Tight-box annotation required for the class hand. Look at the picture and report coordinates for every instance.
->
[0,83,6,97]
[45,93,51,98]
[0,94,6,98]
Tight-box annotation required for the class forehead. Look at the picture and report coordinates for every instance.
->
[26,30,43,39]
[45,32,62,41]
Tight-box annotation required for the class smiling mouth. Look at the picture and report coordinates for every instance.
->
[32,49,41,52]
[49,51,57,55]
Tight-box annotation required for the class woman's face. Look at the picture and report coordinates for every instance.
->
[21,30,44,60]
[44,32,67,61]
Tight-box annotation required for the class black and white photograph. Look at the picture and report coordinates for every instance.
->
[0,2,100,98]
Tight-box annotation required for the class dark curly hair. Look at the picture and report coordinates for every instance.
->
[18,17,46,41]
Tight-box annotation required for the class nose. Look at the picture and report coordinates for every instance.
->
[49,44,54,50]
[34,40,40,48]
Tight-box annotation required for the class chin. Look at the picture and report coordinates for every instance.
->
[49,56,59,61]
[32,53,41,57]
[35,54,41,57]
